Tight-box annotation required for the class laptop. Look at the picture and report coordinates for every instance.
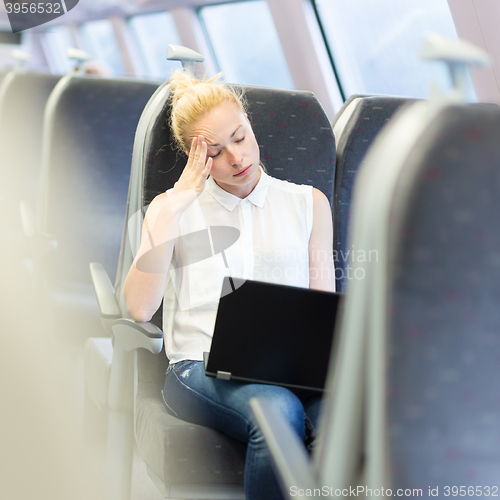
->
[204,277,342,391]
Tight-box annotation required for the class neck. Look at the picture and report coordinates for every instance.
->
[214,166,262,199]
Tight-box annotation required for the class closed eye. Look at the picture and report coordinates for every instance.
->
[208,136,244,158]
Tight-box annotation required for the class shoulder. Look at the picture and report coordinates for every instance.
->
[312,187,330,209]
[266,179,312,219]
[266,174,313,198]
[311,188,333,227]
[265,174,328,207]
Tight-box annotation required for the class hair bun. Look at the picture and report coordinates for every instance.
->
[169,70,221,104]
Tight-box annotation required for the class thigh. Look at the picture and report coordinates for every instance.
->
[162,360,306,443]
[291,388,324,451]
[293,389,323,428]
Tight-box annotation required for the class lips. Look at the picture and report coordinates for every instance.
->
[233,165,252,177]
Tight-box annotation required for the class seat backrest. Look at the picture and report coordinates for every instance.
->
[332,95,417,292]
[331,94,372,137]
[386,102,500,487]
[115,83,337,320]
[38,75,159,284]
[0,70,60,231]
[324,97,500,489]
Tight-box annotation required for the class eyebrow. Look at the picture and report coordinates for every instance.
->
[207,125,243,148]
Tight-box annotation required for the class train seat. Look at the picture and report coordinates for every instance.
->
[0,70,61,329]
[27,75,158,345]
[331,94,417,292]
[87,76,336,499]
[370,100,500,488]
[0,69,60,235]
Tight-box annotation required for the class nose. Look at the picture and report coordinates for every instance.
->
[227,146,242,166]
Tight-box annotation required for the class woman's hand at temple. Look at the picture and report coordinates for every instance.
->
[172,135,213,197]
[124,135,212,322]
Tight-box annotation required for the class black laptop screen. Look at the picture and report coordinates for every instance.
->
[206,277,341,391]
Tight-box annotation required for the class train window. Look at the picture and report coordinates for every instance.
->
[42,25,75,74]
[80,19,126,76]
[314,0,476,100]
[128,12,182,80]
[199,0,294,88]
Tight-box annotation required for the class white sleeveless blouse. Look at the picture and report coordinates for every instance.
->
[163,168,314,363]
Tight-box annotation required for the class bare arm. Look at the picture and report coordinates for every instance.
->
[123,136,212,322]
[309,188,336,292]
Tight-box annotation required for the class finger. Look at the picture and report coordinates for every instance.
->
[188,136,201,169]
[191,135,206,170]
[186,136,198,168]
[198,139,208,170]
[202,156,213,178]
[189,136,198,154]
[196,135,206,160]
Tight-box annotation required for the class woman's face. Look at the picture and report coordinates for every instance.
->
[188,101,261,199]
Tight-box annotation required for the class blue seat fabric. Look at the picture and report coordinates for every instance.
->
[388,104,500,487]
[40,77,158,345]
[42,78,158,284]
[333,96,415,292]
[0,72,60,231]
[330,93,373,130]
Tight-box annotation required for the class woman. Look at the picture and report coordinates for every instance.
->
[123,71,335,500]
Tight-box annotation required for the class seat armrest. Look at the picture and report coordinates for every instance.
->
[90,262,121,333]
[250,398,317,499]
[111,318,163,354]
[108,319,163,412]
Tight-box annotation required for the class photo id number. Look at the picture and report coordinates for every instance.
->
[5,3,62,14]
[444,486,499,497]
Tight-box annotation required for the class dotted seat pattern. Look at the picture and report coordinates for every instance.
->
[388,104,500,488]
[0,72,60,229]
[333,96,416,292]
[43,77,158,284]
[133,84,336,488]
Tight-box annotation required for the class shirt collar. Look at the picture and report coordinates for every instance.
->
[207,166,271,212]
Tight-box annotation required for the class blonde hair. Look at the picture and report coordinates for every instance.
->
[169,70,247,152]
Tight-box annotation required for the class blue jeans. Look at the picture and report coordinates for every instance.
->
[162,360,322,500]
